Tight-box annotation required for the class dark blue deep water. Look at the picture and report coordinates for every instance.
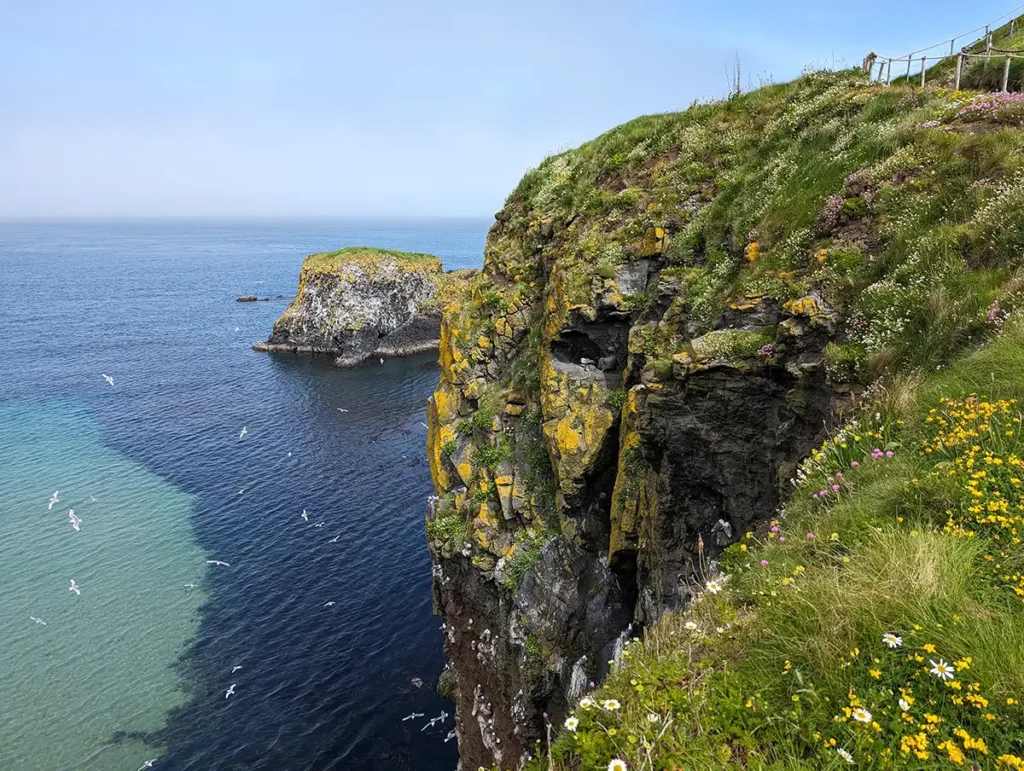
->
[0,220,487,771]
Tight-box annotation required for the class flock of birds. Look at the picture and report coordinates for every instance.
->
[27,369,453,768]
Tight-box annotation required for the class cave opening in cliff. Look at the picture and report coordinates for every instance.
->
[550,322,630,372]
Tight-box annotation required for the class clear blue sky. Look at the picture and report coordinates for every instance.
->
[0,0,1017,218]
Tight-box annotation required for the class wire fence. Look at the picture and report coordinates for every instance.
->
[867,4,1024,90]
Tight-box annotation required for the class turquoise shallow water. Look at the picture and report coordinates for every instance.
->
[0,220,486,771]
[0,401,204,770]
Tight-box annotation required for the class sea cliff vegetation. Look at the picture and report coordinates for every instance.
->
[426,44,1024,771]
[532,331,1024,768]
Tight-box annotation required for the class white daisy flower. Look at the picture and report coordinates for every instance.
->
[564,716,579,732]
[706,578,723,594]
[608,760,627,771]
[684,621,698,631]
[837,748,854,764]
[882,633,902,648]
[898,698,910,712]
[602,699,621,711]
[579,697,594,710]
[647,713,660,723]
[930,659,954,681]
[851,707,872,723]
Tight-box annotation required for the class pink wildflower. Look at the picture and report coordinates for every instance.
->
[806,532,815,540]
[760,560,769,567]
[832,484,840,492]
[851,461,860,468]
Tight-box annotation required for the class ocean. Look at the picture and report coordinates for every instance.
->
[0,220,488,771]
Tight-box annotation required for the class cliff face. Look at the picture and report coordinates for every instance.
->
[258,247,471,367]
[426,68,1024,769]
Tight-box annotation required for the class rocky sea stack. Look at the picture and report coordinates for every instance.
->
[255,246,473,367]
[425,62,1024,769]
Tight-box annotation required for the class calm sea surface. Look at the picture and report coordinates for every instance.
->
[0,220,487,771]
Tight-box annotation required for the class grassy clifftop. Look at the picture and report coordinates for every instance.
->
[498,71,1024,770]
[302,246,441,274]
[428,61,1024,770]
[467,68,1024,378]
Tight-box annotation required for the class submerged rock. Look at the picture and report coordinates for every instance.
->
[236,295,258,302]
[254,247,474,367]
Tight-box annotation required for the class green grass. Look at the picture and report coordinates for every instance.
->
[503,540,543,591]
[446,42,1024,771]
[461,66,1024,384]
[528,322,1024,770]
[426,504,467,546]
[303,245,441,272]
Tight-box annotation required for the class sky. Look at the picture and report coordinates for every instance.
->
[0,0,1019,218]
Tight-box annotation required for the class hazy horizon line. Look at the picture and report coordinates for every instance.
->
[0,213,497,224]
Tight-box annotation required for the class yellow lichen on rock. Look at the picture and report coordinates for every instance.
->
[641,226,668,257]
[426,396,451,492]
[608,388,651,561]
[539,351,617,502]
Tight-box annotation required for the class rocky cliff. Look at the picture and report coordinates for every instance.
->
[425,67,1024,769]
[256,247,472,367]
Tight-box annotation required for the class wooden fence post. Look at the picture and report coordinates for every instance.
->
[955,53,963,90]
[1003,55,1012,91]
[886,58,893,85]
[921,56,927,87]
[906,57,912,79]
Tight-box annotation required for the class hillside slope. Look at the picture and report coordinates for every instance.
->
[425,66,1024,769]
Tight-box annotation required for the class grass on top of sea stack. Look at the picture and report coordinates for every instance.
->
[303,246,442,274]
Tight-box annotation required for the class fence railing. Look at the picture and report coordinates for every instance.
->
[867,4,1024,89]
